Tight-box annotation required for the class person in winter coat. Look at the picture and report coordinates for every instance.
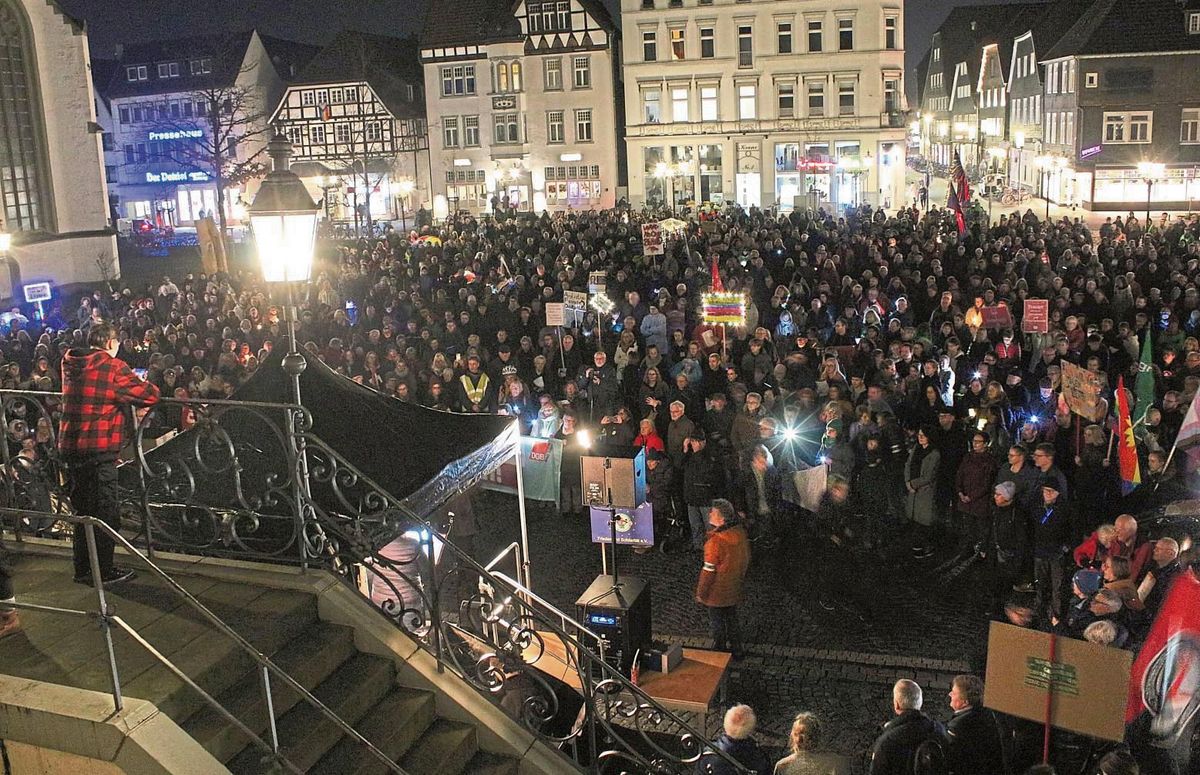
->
[868,680,942,775]
[639,449,674,555]
[1032,483,1071,627]
[694,704,771,775]
[683,431,726,550]
[639,304,669,354]
[955,431,999,554]
[855,433,898,546]
[905,427,941,558]
[695,499,750,654]
[943,675,1006,775]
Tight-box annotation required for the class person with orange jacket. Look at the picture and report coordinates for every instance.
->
[695,498,751,657]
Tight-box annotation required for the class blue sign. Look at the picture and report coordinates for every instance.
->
[589,503,655,546]
[1080,144,1102,161]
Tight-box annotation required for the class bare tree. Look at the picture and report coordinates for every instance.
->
[151,40,274,243]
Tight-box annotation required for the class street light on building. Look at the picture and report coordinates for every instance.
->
[0,232,11,256]
[1137,161,1166,226]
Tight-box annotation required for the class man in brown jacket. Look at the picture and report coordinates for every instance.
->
[695,498,751,656]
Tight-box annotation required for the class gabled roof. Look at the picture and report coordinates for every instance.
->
[257,33,321,83]
[1020,0,1100,59]
[420,0,523,48]
[928,4,1043,85]
[292,31,425,119]
[1044,0,1200,59]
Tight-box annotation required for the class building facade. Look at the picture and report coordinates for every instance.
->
[98,31,313,230]
[1041,0,1200,211]
[623,0,906,213]
[0,0,117,295]
[270,32,429,228]
[420,0,622,217]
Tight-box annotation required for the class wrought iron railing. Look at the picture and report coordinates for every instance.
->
[0,389,749,774]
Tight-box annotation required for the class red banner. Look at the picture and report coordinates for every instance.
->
[1023,299,1050,334]
[1125,571,1200,754]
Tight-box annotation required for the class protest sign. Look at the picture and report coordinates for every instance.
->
[1023,299,1050,334]
[589,503,655,546]
[545,302,565,327]
[480,437,563,507]
[588,271,607,294]
[642,222,664,256]
[981,303,1013,329]
[1062,360,1105,420]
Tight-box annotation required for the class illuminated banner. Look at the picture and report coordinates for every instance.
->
[145,171,210,184]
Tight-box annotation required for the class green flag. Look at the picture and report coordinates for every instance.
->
[1134,329,1155,426]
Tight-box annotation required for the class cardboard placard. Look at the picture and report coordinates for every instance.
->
[562,290,588,312]
[545,302,565,327]
[984,622,1131,742]
[981,303,1013,329]
[642,222,664,256]
[1062,360,1105,421]
[1023,299,1050,334]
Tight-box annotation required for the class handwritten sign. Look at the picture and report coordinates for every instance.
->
[1062,360,1105,421]
[642,222,664,256]
[981,303,1013,329]
[545,302,565,327]
[1022,299,1050,334]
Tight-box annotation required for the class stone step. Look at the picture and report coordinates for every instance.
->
[400,719,479,775]
[464,751,521,775]
[309,687,438,775]
[182,623,358,763]
[119,588,316,721]
[225,652,396,774]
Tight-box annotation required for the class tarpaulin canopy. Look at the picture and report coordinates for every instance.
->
[133,349,518,523]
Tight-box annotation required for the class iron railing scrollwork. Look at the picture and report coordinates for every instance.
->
[0,390,748,774]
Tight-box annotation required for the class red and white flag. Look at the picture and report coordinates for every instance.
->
[1126,571,1200,750]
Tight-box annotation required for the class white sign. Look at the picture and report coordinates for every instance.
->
[22,282,51,303]
[545,302,565,327]
[562,290,588,312]
[588,271,606,294]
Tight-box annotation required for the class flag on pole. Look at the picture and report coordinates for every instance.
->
[947,150,970,234]
[710,255,724,292]
[1116,375,1142,494]
[1174,388,1200,450]
[1134,329,1155,427]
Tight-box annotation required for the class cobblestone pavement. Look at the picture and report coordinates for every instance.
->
[473,492,990,769]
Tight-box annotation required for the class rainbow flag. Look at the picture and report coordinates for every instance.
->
[1116,375,1141,493]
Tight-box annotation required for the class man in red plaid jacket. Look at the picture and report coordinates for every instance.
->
[60,322,160,585]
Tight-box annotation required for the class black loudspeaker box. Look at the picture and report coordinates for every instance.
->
[575,574,653,678]
[580,447,647,509]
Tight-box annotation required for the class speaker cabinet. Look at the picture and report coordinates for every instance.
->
[580,448,647,509]
[576,575,653,677]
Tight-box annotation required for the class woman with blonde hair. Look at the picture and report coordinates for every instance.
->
[773,712,850,774]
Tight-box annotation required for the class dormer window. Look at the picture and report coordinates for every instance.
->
[126,65,148,82]
[1189,12,1200,34]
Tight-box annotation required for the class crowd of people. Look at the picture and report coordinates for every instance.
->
[0,198,1198,773]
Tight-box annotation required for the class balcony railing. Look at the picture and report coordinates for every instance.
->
[0,390,748,774]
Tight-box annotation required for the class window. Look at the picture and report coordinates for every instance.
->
[573,56,590,88]
[670,28,685,60]
[330,88,344,104]
[700,27,715,58]
[496,62,509,92]
[777,22,792,54]
[183,101,193,118]
[311,125,325,143]
[1190,12,1200,34]
[544,58,562,90]
[778,83,795,117]
[557,1,570,30]
[1103,111,1152,143]
[575,109,592,141]
[671,87,688,122]
[701,86,718,120]
[643,31,657,62]
[124,144,135,165]
[808,20,822,52]
[838,81,855,115]
[885,17,897,49]
[738,84,756,119]
[807,81,825,116]
[932,46,940,62]
[494,113,519,143]
[838,18,854,51]
[157,62,179,79]
[119,106,130,124]
[738,25,753,67]
[884,79,899,114]
[0,4,52,232]
[440,65,476,96]
[548,110,565,143]
[190,58,212,75]
[643,89,661,123]
[136,143,146,163]
[126,65,148,82]
[464,115,479,145]
[365,121,383,142]
[285,126,305,147]
[1085,72,1098,88]
[334,122,352,145]
[444,116,460,147]
[301,91,315,106]
[1182,109,1200,143]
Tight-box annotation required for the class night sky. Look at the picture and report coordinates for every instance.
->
[61,0,1016,96]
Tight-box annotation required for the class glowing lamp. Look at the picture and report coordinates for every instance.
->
[249,134,319,283]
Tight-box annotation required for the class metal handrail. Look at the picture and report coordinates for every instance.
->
[0,511,409,775]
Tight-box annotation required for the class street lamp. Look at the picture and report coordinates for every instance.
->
[249,133,319,400]
[1137,161,1165,226]
[1013,132,1025,191]
[397,179,415,230]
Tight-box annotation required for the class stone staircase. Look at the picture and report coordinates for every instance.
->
[0,550,523,775]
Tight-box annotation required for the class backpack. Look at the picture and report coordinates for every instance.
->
[913,736,949,775]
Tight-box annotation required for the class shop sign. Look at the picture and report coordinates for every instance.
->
[148,129,203,142]
[1080,144,1102,161]
[146,171,210,184]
